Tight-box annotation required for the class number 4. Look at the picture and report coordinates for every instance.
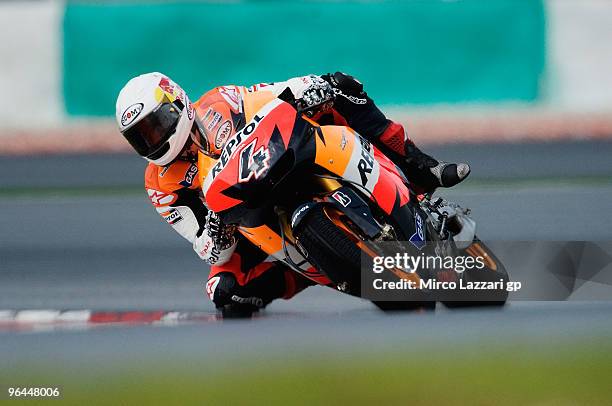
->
[238,139,271,183]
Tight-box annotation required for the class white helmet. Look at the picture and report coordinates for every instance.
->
[116,72,196,166]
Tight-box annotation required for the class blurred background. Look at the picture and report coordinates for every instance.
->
[1,1,612,404]
[2,0,612,150]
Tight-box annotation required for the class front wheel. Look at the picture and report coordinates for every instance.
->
[293,205,435,311]
[441,238,509,308]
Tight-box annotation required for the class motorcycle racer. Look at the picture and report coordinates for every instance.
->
[115,72,470,317]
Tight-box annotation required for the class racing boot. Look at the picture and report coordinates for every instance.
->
[378,122,470,192]
[402,140,471,192]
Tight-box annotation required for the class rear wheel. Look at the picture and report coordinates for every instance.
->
[294,205,435,311]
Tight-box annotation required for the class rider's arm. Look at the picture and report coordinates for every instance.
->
[321,72,396,142]
[145,162,207,243]
[315,71,429,174]
[247,75,335,116]
[250,73,409,156]
[145,162,237,265]
[193,212,238,266]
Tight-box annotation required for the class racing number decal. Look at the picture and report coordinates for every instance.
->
[238,139,270,183]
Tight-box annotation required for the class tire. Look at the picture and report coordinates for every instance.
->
[294,206,362,293]
[442,238,509,308]
[294,205,435,311]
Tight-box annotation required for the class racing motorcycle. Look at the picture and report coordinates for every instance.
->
[198,98,508,310]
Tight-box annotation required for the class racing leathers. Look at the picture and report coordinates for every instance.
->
[144,152,314,318]
[144,72,469,316]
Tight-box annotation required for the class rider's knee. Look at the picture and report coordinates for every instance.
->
[205,272,242,307]
[205,272,264,319]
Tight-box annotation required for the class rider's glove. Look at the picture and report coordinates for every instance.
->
[206,211,237,250]
[321,72,369,106]
[286,75,335,117]
[193,211,238,265]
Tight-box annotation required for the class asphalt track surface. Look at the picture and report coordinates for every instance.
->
[1,141,612,366]
[2,183,612,312]
[2,140,612,189]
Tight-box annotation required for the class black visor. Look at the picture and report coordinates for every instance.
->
[122,102,182,158]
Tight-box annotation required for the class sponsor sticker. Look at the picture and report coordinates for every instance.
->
[186,97,194,120]
[210,113,264,180]
[357,137,374,186]
[219,86,241,111]
[121,103,144,127]
[409,212,426,250]
[291,203,312,229]
[331,190,352,207]
[162,208,183,225]
[158,77,176,95]
[205,110,223,132]
[247,83,270,92]
[205,276,221,301]
[215,120,233,149]
[179,163,198,187]
[231,295,264,308]
[147,189,176,206]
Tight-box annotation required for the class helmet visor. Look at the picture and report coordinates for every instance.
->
[122,102,181,158]
[190,120,219,159]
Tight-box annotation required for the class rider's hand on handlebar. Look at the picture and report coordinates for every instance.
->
[205,211,237,251]
[291,75,335,117]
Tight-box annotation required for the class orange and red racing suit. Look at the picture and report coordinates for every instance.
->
[144,73,413,315]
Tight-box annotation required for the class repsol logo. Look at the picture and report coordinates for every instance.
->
[211,114,263,179]
[357,137,374,186]
[162,209,183,225]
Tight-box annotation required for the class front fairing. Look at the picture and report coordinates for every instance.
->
[200,98,316,226]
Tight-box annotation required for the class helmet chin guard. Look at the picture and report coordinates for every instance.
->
[146,96,194,166]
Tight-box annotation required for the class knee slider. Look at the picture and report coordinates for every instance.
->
[207,272,266,309]
[206,272,238,307]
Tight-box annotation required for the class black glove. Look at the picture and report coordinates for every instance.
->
[277,75,335,117]
[205,211,237,251]
[322,72,368,105]
[321,72,389,138]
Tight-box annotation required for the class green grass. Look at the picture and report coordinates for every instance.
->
[4,342,612,405]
